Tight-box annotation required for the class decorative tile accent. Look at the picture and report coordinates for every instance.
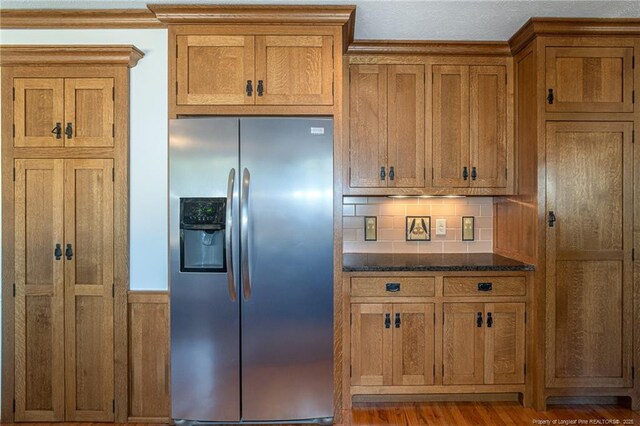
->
[342,196,493,254]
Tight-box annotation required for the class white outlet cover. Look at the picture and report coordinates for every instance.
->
[436,219,446,236]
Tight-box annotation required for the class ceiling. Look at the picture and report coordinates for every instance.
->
[1,0,639,40]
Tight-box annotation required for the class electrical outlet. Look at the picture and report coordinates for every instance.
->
[436,219,446,236]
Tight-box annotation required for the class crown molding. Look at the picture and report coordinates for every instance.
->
[0,45,145,67]
[0,9,164,29]
[347,40,512,57]
[509,18,640,54]
[146,4,356,26]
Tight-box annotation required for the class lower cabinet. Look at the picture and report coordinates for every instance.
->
[443,302,525,385]
[347,273,529,403]
[351,303,435,386]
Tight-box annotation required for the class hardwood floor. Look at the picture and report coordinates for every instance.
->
[10,404,639,425]
[349,402,640,425]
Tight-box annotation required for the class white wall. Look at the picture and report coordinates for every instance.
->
[0,29,170,291]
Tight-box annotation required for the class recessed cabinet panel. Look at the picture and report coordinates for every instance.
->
[546,122,633,389]
[392,304,434,386]
[177,35,255,105]
[546,47,634,113]
[14,78,64,148]
[64,159,114,421]
[387,65,425,188]
[14,159,65,422]
[351,304,392,386]
[349,65,388,188]
[443,303,484,385]
[432,66,469,188]
[484,303,525,385]
[470,66,507,188]
[255,35,333,105]
[64,79,114,147]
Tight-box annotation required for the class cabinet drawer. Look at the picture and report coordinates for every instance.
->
[443,277,525,296]
[351,277,435,297]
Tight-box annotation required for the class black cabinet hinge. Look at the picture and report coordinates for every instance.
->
[632,248,635,262]
[112,399,115,413]
[13,399,15,413]
[112,283,115,298]
[13,283,16,297]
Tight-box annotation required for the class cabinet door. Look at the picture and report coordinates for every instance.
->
[255,35,333,105]
[349,65,388,188]
[351,304,392,386]
[387,65,425,188]
[432,65,469,187]
[177,35,255,105]
[484,303,525,385]
[64,159,115,421]
[470,66,507,188]
[546,122,634,388]
[546,47,634,113]
[392,304,434,386]
[14,78,64,148]
[443,303,484,385]
[14,159,65,421]
[64,78,114,147]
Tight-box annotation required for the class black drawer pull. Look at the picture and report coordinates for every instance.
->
[384,313,391,329]
[477,282,493,292]
[385,283,401,292]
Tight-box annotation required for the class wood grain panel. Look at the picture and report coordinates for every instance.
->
[348,64,387,188]
[387,65,425,188]
[14,79,64,148]
[64,78,114,147]
[64,159,114,421]
[392,304,435,386]
[255,35,333,105]
[443,277,525,297]
[351,304,392,386]
[177,35,255,105]
[545,46,634,113]
[351,277,435,297]
[443,303,484,385]
[545,121,634,389]
[14,159,64,421]
[432,65,469,188]
[128,292,170,420]
[484,303,525,385]
[470,66,507,188]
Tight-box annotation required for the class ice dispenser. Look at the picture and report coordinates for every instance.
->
[180,198,226,272]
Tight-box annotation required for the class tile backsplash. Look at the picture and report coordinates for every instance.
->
[343,196,493,254]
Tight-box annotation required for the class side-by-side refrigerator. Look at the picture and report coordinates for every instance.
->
[169,117,334,424]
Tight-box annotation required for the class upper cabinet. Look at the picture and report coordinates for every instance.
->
[432,64,508,189]
[176,34,333,106]
[545,46,634,113]
[349,64,425,189]
[14,77,114,148]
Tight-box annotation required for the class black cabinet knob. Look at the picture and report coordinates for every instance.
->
[65,243,73,260]
[463,166,468,180]
[476,312,483,327]
[395,313,401,328]
[384,313,391,329]
[54,243,62,260]
[246,80,253,96]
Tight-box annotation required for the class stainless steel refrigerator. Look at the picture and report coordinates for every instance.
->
[169,117,334,424]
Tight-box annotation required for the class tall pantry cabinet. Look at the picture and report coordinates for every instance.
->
[1,46,143,422]
[494,22,640,410]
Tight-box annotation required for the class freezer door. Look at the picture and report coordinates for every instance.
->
[240,117,334,422]
[169,118,240,422]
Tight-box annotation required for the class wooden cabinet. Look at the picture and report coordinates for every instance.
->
[545,46,634,113]
[351,303,435,386]
[432,64,507,189]
[176,33,333,106]
[13,77,114,148]
[443,303,525,386]
[14,159,114,422]
[545,121,634,389]
[349,64,425,189]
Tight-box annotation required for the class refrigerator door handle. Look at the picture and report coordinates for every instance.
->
[225,168,237,301]
[241,168,252,300]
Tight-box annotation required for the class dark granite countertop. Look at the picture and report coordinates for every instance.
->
[343,253,535,272]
